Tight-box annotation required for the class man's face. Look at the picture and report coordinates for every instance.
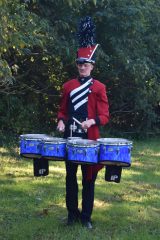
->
[77,62,94,77]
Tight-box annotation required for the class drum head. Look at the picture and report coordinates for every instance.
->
[67,137,82,140]
[20,134,48,140]
[97,138,132,145]
[67,139,99,147]
[42,137,66,144]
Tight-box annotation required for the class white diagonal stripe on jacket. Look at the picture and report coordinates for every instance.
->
[72,88,90,103]
[74,97,88,111]
[70,79,92,97]
[70,78,92,111]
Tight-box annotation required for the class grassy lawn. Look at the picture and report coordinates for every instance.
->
[0,137,160,240]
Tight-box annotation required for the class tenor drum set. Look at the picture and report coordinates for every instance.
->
[19,134,133,181]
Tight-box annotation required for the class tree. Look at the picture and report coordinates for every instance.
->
[0,0,160,136]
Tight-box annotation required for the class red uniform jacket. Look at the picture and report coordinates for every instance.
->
[57,78,110,179]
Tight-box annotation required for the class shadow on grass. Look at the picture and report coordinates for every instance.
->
[0,137,160,239]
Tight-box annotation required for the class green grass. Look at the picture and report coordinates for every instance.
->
[0,137,160,240]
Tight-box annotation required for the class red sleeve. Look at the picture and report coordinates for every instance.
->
[96,84,110,125]
[57,85,69,122]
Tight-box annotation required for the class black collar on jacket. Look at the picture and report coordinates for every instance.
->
[78,75,92,84]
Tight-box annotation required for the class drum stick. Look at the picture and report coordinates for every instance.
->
[72,117,82,125]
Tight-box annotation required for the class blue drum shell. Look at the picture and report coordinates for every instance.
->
[41,142,66,160]
[99,144,132,167]
[67,145,98,164]
[20,139,42,158]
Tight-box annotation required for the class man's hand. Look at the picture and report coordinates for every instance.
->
[57,120,65,132]
[81,119,95,129]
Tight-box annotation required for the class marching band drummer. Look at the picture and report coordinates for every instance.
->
[57,17,110,229]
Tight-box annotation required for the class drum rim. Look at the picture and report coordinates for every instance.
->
[97,138,133,145]
[20,138,43,141]
[43,141,66,144]
[67,144,99,148]
[99,160,131,167]
[66,159,98,164]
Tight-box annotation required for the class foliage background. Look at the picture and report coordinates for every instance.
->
[0,0,160,137]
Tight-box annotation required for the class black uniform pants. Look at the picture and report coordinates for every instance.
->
[65,161,97,222]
